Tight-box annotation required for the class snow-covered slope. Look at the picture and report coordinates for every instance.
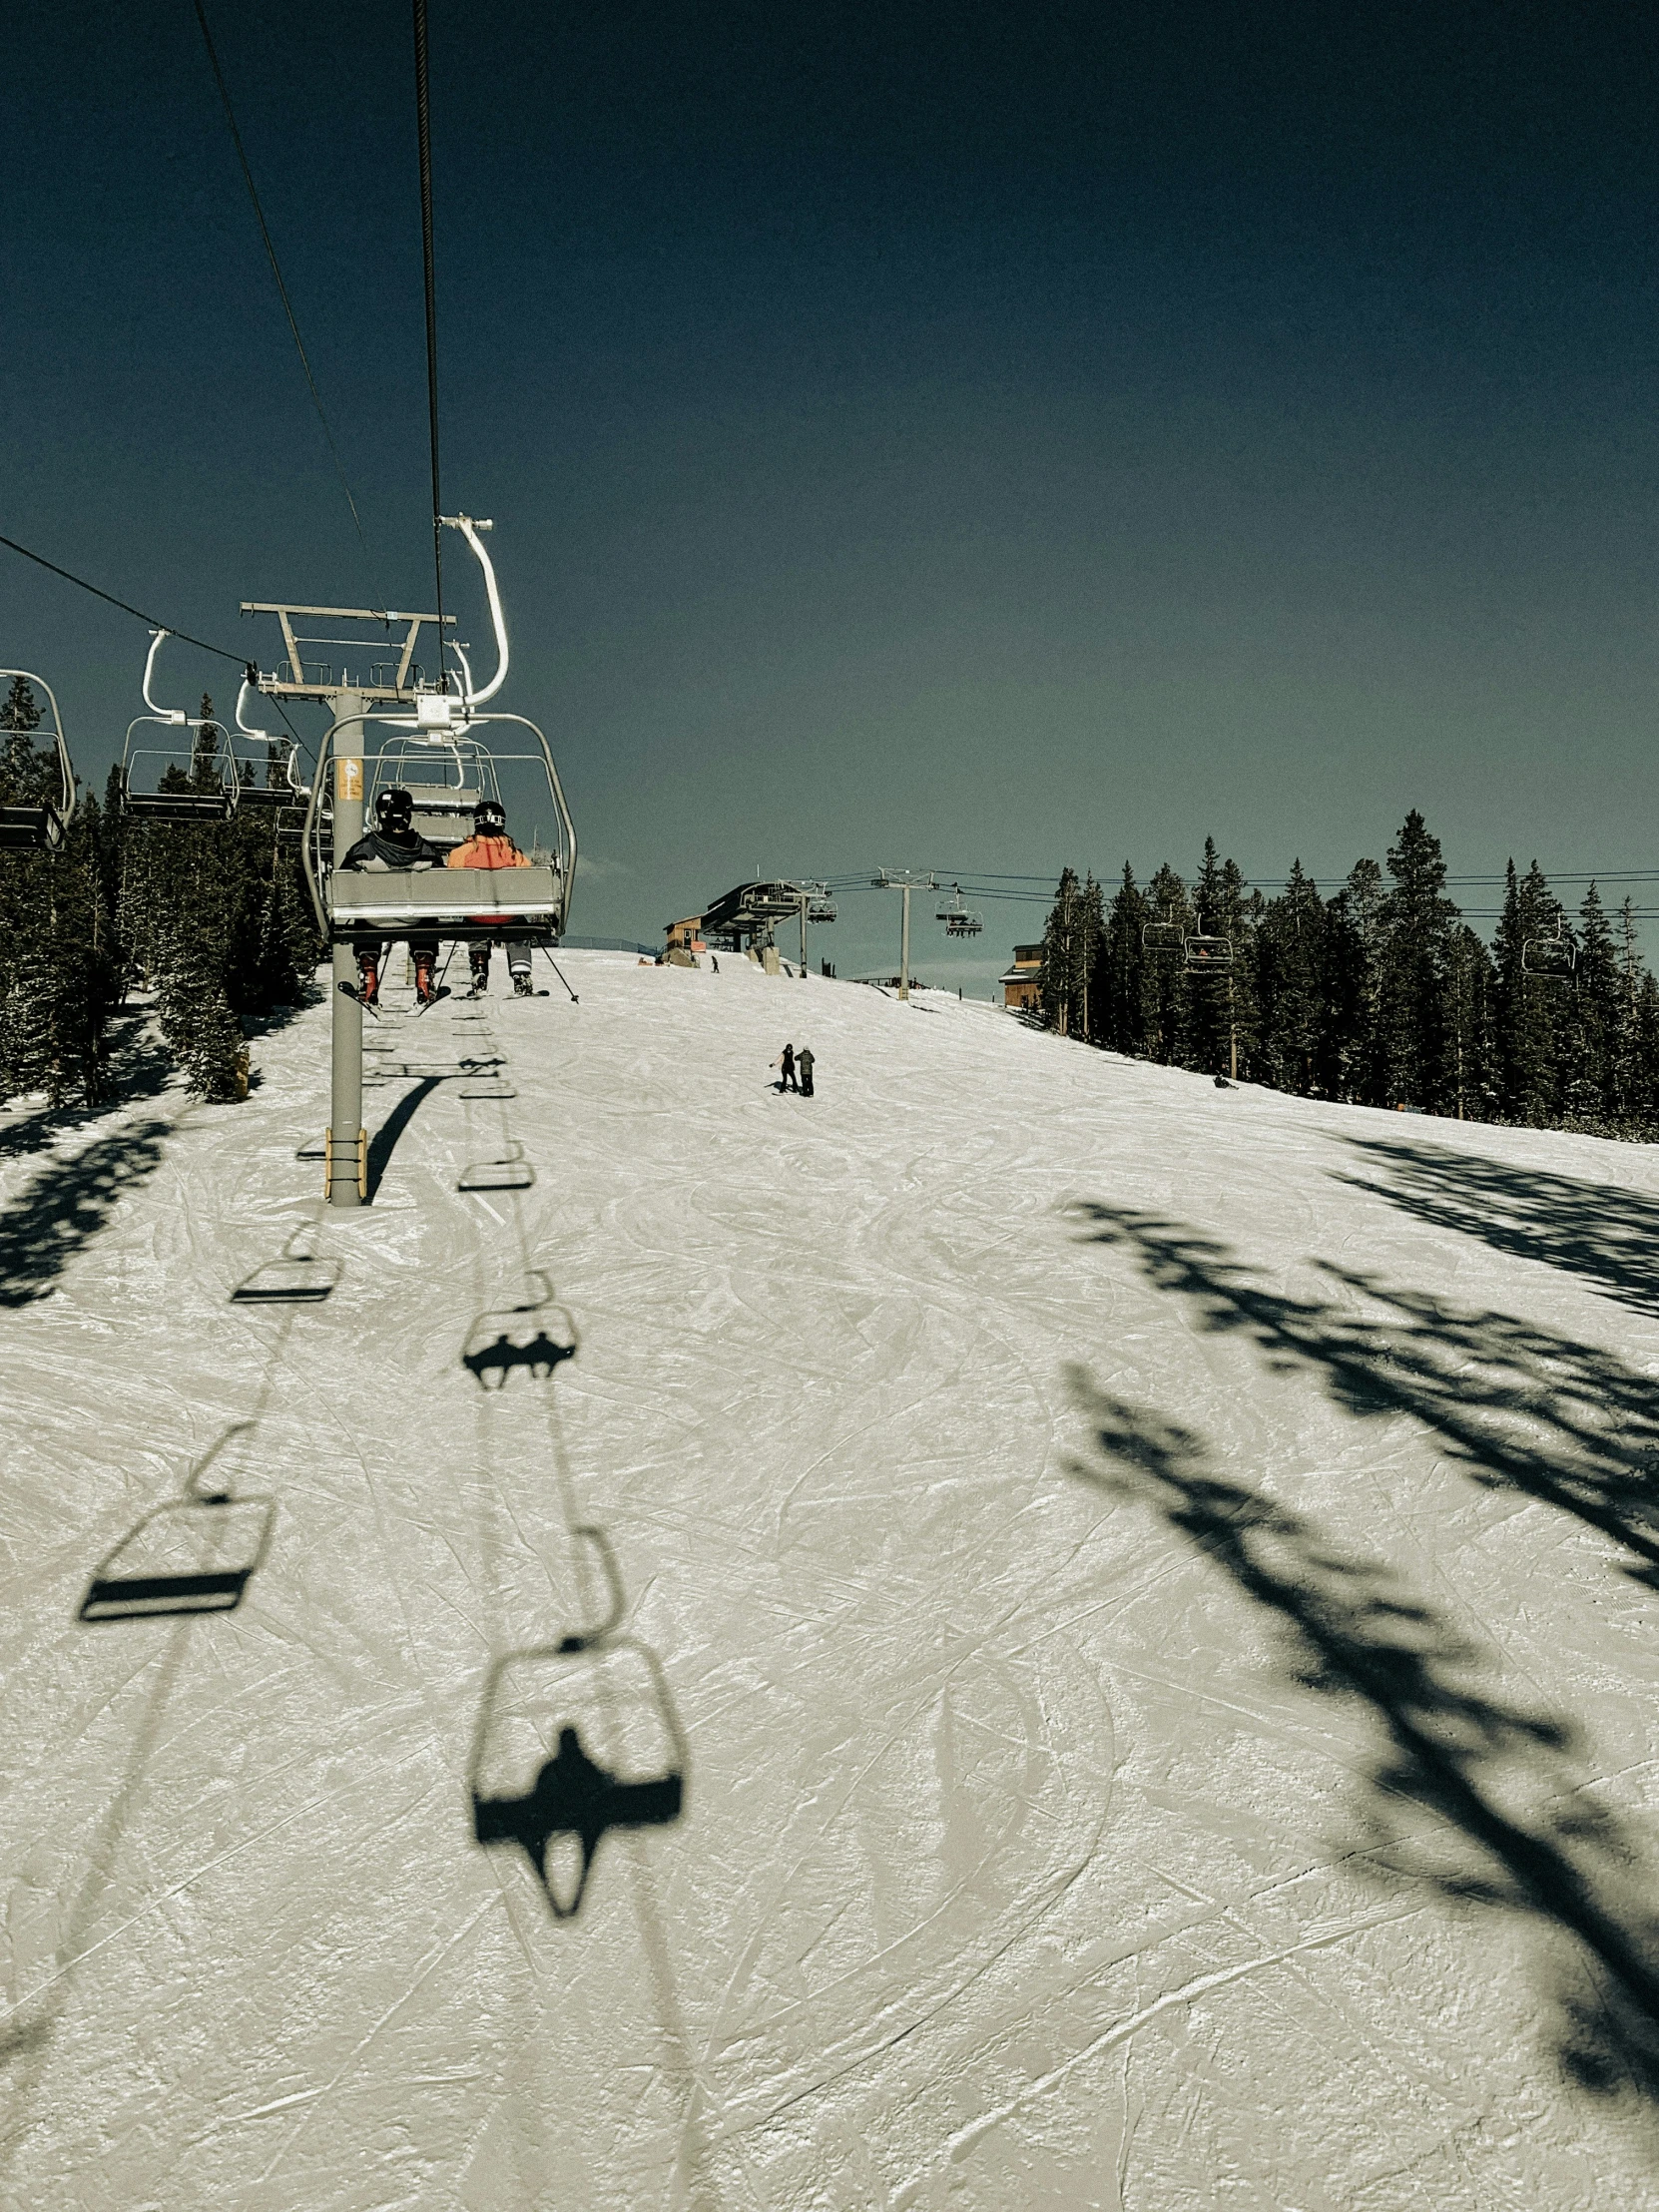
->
[4,953,1659,2210]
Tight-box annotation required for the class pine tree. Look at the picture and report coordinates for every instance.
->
[1612,897,1650,1126]
[1444,923,1498,1122]
[1256,862,1326,1094]
[1140,864,1191,1064]
[1096,863,1150,1055]
[1493,858,1570,1125]
[1376,812,1459,1111]
[1180,838,1255,1078]
[1563,882,1620,1130]
[0,675,55,807]
[1040,867,1084,1035]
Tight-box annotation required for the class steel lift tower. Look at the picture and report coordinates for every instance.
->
[241,602,454,1206]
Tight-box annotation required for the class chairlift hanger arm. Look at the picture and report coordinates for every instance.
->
[142,631,188,724]
[440,515,507,705]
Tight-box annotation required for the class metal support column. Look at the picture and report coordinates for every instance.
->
[899,883,911,1002]
[326,692,366,1206]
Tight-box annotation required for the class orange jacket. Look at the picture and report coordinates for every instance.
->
[446,833,529,871]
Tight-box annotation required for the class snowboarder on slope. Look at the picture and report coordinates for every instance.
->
[447,799,535,997]
[338,788,441,1006]
[797,1045,815,1097]
[774,1044,798,1093]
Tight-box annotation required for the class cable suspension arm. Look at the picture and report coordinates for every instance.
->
[412,0,446,683]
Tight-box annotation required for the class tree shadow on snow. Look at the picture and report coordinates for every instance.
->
[1069,1204,1659,1585]
[0,1118,171,1307]
[1068,1379,1659,2100]
[1336,1136,1659,1325]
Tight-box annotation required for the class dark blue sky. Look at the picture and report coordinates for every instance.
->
[5,2,1656,978]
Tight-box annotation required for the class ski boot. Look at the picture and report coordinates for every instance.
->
[414,951,439,1008]
[513,970,534,998]
[468,951,491,1000]
[356,954,380,1009]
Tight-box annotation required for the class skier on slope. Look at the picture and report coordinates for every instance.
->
[774,1043,798,1093]
[447,799,535,997]
[797,1045,815,1098]
[338,788,441,1007]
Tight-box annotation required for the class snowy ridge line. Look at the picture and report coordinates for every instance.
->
[885,1903,1424,2208]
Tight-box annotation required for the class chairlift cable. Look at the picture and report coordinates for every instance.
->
[412,0,447,680]
[0,532,246,664]
[191,0,383,612]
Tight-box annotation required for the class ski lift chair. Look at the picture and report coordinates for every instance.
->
[300,521,577,956]
[121,632,239,822]
[230,679,308,816]
[1521,924,1576,981]
[945,909,983,937]
[1184,917,1234,969]
[469,1529,687,1916]
[808,898,837,924]
[0,667,77,851]
[1142,905,1184,954]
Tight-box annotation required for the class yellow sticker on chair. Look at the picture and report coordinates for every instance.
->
[335,758,363,800]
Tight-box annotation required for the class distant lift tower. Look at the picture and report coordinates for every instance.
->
[241,600,454,1207]
[871,870,936,1002]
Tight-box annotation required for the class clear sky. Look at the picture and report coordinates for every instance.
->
[4,1,1656,985]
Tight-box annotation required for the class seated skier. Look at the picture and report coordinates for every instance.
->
[447,799,535,998]
[338,787,441,1006]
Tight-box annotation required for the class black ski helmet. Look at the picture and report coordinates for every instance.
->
[375,787,414,829]
[473,799,506,833]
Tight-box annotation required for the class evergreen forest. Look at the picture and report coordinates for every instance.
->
[0,676,321,1111]
[1036,812,1659,1139]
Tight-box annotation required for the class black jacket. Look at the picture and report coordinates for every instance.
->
[339,828,440,871]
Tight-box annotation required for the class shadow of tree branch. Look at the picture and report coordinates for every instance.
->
[1338,1136,1659,1324]
[1068,1376,1659,2099]
[1070,1202,1659,1583]
[0,1119,171,1307]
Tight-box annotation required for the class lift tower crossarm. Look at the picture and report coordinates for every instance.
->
[239,603,454,702]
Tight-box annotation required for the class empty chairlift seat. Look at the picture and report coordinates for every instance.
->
[0,666,78,851]
[121,634,238,822]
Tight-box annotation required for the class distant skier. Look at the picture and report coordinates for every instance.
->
[338,787,440,1006]
[797,1045,815,1097]
[448,799,535,998]
[774,1043,798,1093]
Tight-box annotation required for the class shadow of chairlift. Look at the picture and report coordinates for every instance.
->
[458,1141,534,1193]
[79,1423,275,1623]
[459,1082,518,1100]
[231,1228,339,1304]
[462,1284,578,1389]
[469,1528,688,1917]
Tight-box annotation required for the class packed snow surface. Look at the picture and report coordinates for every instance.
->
[4,951,1659,2209]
